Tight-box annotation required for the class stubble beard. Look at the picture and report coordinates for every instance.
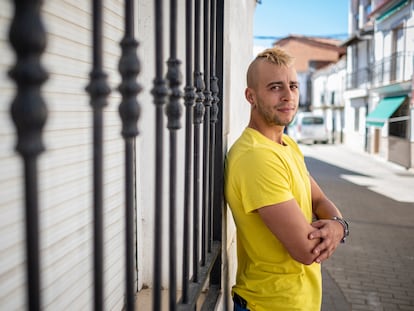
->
[259,104,296,127]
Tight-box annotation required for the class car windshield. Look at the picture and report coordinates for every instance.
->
[302,117,324,125]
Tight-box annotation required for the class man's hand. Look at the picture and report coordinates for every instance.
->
[308,219,343,263]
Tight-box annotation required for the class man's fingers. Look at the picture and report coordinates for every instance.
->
[308,230,321,239]
[309,220,342,263]
[312,237,337,256]
[311,220,325,229]
[309,226,328,239]
[314,247,335,263]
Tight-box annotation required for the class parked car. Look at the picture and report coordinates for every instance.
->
[288,112,329,144]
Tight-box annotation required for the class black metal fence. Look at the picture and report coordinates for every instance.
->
[371,51,414,87]
[345,67,370,89]
[346,52,414,90]
[7,0,224,310]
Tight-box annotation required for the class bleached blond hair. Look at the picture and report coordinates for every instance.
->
[247,46,295,87]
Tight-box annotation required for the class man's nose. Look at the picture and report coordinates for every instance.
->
[281,88,294,101]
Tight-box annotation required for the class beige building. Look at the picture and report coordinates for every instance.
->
[274,35,346,109]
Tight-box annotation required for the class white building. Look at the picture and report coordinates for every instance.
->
[312,57,347,144]
[342,0,414,168]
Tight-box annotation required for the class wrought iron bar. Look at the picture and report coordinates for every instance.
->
[177,242,221,311]
[118,0,141,309]
[8,2,49,310]
[213,0,224,241]
[85,1,111,310]
[181,0,195,304]
[193,0,205,284]
[201,0,212,266]
[210,0,224,297]
[152,0,168,310]
[166,0,183,309]
[209,0,219,253]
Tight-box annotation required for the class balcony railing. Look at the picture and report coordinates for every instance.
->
[346,51,414,90]
[372,51,413,87]
[346,67,371,89]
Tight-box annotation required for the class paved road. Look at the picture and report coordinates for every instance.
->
[302,144,414,311]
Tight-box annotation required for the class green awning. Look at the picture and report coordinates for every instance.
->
[376,0,409,22]
[366,96,406,127]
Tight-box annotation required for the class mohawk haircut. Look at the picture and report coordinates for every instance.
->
[246,46,295,87]
[256,46,294,66]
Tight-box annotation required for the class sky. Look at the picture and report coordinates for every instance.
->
[254,0,349,52]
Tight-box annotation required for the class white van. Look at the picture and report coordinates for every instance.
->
[288,112,329,144]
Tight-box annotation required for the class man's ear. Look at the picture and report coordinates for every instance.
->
[245,88,254,105]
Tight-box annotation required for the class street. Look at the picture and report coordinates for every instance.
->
[302,144,414,311]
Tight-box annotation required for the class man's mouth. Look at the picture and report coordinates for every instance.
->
[277,106,295,112]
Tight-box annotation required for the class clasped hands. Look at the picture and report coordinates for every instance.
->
[308,219,344,264]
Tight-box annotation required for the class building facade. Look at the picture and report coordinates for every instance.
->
[312,57,347,144]
[342,0,414,168]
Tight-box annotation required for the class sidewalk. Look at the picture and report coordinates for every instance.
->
[301,144,414,203]
[322,266,351,311]
[302,144,414,311]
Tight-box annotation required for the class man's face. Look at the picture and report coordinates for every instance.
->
[248,61,299,127]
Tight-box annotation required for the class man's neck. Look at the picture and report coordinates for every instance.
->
[248,122,285,145]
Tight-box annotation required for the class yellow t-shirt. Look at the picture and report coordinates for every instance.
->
[224,128,321,311]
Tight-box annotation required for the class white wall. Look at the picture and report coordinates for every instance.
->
[222,1,256,308]
[1,1,127,310]
[0,1,256,310]
[223,1,255,147]
[312,59,346,140]
[135,0,256,294]
[135,0,189,291]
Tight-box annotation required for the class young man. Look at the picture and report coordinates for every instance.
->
[224,47,349,311]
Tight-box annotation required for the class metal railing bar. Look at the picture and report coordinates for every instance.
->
[168,132,179,311]
[166,0,183,309]
[152,0,168,310]
[199,285,221,311]
[182,0,195,304]
[212,0,224,243]
[124,142,138,310]
[209,0,219,254]
[8,1,49,309]
[85,1,111,310]
[118,0,141,309]
[193,0,205,284]
[177,242,221,311]
[210,0,225,293]
[202,0,212,267]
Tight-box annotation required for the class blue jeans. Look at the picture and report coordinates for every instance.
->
[234,302,249,311]
[233,293,249,311]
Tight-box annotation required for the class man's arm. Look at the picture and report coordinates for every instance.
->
[310,176,342,219]
[308,176,345,263]
[258,199,321,265]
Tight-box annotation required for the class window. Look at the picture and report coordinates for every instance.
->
[391,25,404,81]
[389,99,409,138]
